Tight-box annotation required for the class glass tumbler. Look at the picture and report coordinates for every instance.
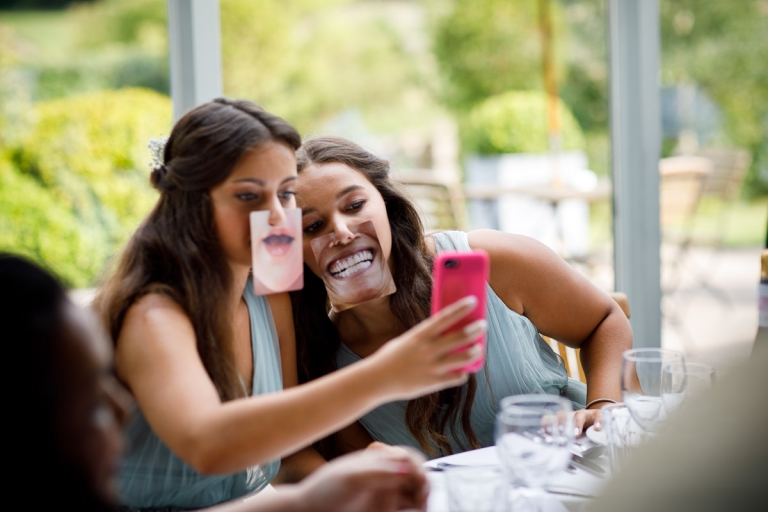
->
[443,465,505,512]
[602,402,648,474]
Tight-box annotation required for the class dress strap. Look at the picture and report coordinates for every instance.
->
[431,231,471,253]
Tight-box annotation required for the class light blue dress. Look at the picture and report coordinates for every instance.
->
[336,231,586,457]
[119,282,283,511]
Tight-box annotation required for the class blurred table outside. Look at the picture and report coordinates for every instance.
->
[463,178,612,204]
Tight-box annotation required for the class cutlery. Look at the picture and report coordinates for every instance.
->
[545,487,599,500]
[569,454,606,477]
[432,462,500,472]
[570,443,606,459]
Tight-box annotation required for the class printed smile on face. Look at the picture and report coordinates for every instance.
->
[297,162,395,311]
[250,208,303,294]
[209,141,298,270]
[310,220,395,311]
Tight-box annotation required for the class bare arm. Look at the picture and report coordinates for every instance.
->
[467,230,632,407]
[203,448,429,512]
[116,293,484,475]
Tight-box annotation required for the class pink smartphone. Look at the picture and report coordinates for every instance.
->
[431,250,489,373]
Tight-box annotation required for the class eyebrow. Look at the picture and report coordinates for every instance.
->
[337,185,364,199]
[231,176,297,185]
[301,185,365,217]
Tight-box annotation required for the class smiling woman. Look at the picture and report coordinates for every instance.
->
[292,136,632,460]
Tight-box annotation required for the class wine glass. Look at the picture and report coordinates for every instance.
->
[661,362,716,416]
[495,395,573,511]
[621,348,685,432]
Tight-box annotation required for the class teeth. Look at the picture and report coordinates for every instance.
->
[330,250,373,276]
[335,260,372,278]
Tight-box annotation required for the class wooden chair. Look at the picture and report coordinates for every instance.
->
[658,157,712,327]
[394,171,469,233]
[545,291,631,383]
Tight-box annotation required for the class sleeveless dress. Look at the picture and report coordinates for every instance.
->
[336,231,587,457]
[118,282,283,511]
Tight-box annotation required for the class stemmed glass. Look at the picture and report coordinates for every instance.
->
[621,348,685,432]
[495,395,574,511]
[661,362,716,417]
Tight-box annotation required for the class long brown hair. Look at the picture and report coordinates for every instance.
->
[94,98,301,401]
[291,135,480,457]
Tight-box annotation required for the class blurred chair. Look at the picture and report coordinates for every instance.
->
[658,156,712,339]
[659,156,712,273]
[395,171,469,233]
[545,292,631,384]
[687,148,753,303]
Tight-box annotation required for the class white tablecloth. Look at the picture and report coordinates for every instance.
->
[424,446,609,512]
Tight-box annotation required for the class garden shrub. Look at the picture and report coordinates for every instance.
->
[462,90,585,155]
[1,87,171,287]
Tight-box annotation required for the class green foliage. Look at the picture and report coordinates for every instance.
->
[1,88,171,286]
[661,0,768,197]
[219,0,438,133]
[462,91,584,155]
[0,154,109,287]
[430,0,571,113]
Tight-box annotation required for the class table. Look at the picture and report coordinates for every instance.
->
[424,445,609,512]
[463,178,612,258]
[462,179,612,204]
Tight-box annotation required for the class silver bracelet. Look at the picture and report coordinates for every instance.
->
[585,398,618,409]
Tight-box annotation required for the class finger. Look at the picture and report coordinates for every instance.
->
[573,411,588,437]
[417,296,478,336]
[366,441,392,451]
[432,320,487,357]
[592,410,603,431]
[436,343,483,373]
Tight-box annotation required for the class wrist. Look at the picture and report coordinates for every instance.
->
[349,355,397,407]
[585,398,618,410]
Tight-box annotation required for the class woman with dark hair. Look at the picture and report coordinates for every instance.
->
[94,99,483,510]
[1,253,432,512]
[292,135,633,458]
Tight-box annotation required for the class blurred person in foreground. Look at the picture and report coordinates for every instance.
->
[1,253,429,512]
[590,344,768,511]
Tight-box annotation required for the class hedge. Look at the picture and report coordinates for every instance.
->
[462,90,585,155]
[0,87,171,287]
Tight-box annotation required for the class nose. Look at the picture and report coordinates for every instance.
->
[330,216,356,246]
[267,196,287,227]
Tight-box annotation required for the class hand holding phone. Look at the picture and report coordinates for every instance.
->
[430,250,489,373]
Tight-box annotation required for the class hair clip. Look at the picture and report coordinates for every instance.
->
[147,137,169,170]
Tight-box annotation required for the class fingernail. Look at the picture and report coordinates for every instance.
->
[595,421,602,430]
[462,296,478,306]
[464,320,485,336]
[573,427,580,436]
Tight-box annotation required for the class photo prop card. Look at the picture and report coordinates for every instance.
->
[310,220,396,312]
[250,208,303,295]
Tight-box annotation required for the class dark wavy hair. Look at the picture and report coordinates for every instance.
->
[291,136,480,457]
[94,98,301,401]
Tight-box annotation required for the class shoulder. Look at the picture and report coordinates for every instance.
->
[465,230,571,313]
[467,229,562,268]
[117,293,197,380]
[122,292,191,333]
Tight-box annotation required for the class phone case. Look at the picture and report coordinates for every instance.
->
[431,250,489,372]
